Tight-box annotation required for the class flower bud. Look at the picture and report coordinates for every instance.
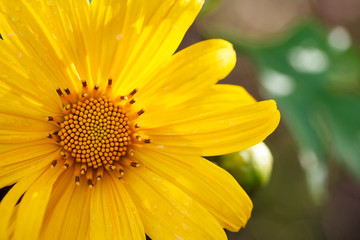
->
[218,142,273,193]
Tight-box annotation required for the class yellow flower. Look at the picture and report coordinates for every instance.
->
[0,0,280,239]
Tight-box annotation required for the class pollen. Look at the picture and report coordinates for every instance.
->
[48,80,150,188]
[58,97,132,169]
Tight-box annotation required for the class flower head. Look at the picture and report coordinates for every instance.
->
[0,0,280,239]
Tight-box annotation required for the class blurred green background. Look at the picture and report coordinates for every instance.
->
[181,0,360,239]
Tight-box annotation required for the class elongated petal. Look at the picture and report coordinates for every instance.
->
[112,0,205,93]
[12,164,64,240]
[0,0,90,99]
[0,142,58,188]
[140,84,256,128]
[0,170,44,239]
[55,178,90,240]
[124,166,227,240]
[40,168,76,240]
[135,147,252,231]
[0,153,56,189]
[142,85,280,156]
[89,174,145,240]
[135,39,236,113]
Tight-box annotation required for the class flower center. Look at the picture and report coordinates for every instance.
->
[58,97,132,169]
[47,80,149,188]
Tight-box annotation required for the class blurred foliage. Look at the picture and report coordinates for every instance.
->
[199,0,223,16]
[217,142,273,193]
[205,21,360,202]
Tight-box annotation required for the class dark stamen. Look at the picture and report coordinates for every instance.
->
[51,159,58,167]
[56,88,63,96]
[137,109,145,116]
[129,88,138,96]
[81,80,87,88]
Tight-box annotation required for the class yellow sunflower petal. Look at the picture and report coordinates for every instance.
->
[55,178,90,240]
[12,164,64,240]
[135,39,236,112]
[0,149,57,189]
[124,166,227,240]
[89,174,145,240]
[142,85,280,156]
[0,170,44,239]
[40,169,76,240]
[140,84,256,128]
[135,147,252,232]
[0,0,90,96]
[112,0,205,93]
[88,0,144,86]
[40,169,92,240]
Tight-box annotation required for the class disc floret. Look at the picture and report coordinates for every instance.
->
[47,80,150,188]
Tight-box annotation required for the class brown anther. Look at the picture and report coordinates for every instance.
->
[107,79,113,86]
[129,98,136,104]
[88,179,94,189]
[64,88,71,95]
[47,116,54,121]
[129,88,138,96]
[94,84,99,91]
[137,109,145,116]
[56,88,63,96]
[81,80,88,88]
[64,158,73,168]
[51,159,58,168]
[135,135,143,142]
[144,139,151,144]
[75,175,80,186]
[134,123,140,129]
[130,161,140,167]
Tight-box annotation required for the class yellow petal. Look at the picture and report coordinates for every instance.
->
[88,0,144,86]
[0,142,57,167]
[0,170,44,239]
[12,164,64,240]
[0,0,90,100]
[40,168,76,240]
[142,85,280,156]
[124,166,227,240]
[135,39,236,113]
[40,169,91,240]
[0,152,56,189]
[135,147,252,232]
[140,84,256,129]
[0,142,58,188]
[55,178,90,240]
[89,173,145,240]
[112,0,205,94]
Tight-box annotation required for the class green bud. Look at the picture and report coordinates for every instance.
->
[217,142,273,193]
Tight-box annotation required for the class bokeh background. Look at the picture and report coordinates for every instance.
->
[1,1,360,240]
[180,0,360,239]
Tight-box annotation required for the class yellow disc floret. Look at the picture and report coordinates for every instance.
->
[47,80,150,188]
[58,97,132,169]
